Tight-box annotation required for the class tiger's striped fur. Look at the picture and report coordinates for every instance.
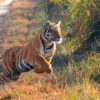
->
[0,21,62,85]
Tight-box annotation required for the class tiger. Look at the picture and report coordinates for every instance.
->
[0,20,62,85]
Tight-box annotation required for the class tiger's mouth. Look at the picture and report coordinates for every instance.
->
[51,38,62,44]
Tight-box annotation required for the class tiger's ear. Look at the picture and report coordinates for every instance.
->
[44,20,51,29]
[46,20,51,25]
[57,21,61,27]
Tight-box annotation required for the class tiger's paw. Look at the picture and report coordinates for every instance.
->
[34,64,53,74]
[46,64,53,73]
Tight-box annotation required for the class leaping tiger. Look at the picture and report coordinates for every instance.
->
[0,21,62,85]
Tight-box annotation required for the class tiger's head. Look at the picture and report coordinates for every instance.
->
[43,21,62,44]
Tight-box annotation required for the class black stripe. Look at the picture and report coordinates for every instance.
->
[19,63,27,72]
[0,73,8,83]
[40,36,45,51]
[43,30,49,40]
[20,62,30,72]
[16,60,34,73]
[3,59,11,77]
[24,60,34,69]
[16,64,24,72]
[46,44,54,50]
[6,67,11,78]
[3,76,10,82]
[0,74,5,82]
[1,75,8,83]
[44,36,49,40]
[26,63,34,69]
[14,68,20,74]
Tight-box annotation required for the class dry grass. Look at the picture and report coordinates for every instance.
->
[0,70,100,100]
[0,0,100,100]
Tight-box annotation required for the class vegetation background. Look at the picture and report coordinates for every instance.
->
[0,0,100,100]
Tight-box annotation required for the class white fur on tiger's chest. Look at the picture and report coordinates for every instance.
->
[39,43,56,59]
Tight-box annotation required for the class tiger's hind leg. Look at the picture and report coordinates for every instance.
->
[11,73,20,81]
[0,72,11,85]
[0,63,4,73]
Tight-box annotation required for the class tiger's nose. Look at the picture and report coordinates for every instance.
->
[56,38,62,44]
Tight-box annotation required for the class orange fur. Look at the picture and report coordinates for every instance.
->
[0,21,62,84]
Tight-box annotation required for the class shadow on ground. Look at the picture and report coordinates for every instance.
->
[71,31,100,63]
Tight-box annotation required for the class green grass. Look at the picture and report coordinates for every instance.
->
[0,0,100,100]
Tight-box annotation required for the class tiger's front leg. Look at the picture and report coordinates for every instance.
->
[26,54,52,73]
[34,64,52,73]
[34,55,52,73]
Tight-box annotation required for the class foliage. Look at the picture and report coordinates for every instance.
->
[49,0,100,35]
[0,0,100,99]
